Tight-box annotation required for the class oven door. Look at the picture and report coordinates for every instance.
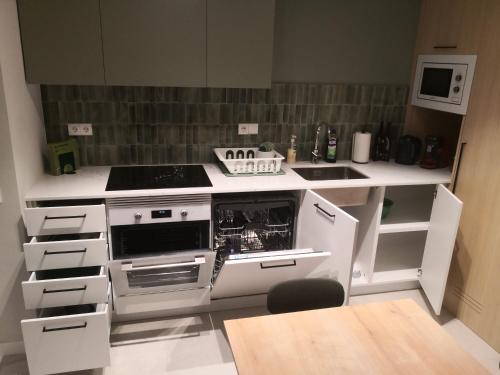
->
[109,251,215,296]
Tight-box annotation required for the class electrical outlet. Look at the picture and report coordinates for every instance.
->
[68,123,93,136]
[248,123,259,135]
[238,123,249,135]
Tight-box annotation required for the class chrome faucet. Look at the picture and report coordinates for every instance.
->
[311,124,322,163]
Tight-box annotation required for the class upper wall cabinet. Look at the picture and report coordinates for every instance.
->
[207,0,275,88]
[415,0,487,55]
[17,0,105,85]
[100,0,206,87]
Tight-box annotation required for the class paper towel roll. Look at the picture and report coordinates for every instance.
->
[352,132,371,163]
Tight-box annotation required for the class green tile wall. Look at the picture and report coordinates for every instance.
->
[41,83,408,165]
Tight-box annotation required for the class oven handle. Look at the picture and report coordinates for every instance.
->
[121,256,206,272]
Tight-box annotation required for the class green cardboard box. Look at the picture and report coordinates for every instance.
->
[47,139,80,175]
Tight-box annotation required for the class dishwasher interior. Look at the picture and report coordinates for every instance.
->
[212,192,298,280]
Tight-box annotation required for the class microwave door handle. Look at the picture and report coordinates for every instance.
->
[121,257,206,272]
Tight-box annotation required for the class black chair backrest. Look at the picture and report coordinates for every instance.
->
[267,278,345,314]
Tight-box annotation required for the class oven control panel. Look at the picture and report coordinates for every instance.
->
[108,203,211,226]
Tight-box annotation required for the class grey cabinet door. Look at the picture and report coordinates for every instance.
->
[101,0,206,87]
[207,0,275,88]
[17,0,105,85]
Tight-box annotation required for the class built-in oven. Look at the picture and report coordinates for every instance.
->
[107,195,214,313]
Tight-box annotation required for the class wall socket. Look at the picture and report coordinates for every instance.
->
[238,123,258,135]
[68,123,93,136]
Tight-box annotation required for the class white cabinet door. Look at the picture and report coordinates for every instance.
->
[211,250,331,299]
[296,190,359,299]
[420,184,463,315]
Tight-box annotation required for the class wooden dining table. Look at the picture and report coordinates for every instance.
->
[224,299,489,374]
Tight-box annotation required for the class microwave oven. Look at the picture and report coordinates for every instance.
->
[411,55,476,115]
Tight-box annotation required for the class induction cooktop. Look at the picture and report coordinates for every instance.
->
[105,165,213,191]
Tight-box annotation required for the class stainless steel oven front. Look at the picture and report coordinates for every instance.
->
[107,195,214,298]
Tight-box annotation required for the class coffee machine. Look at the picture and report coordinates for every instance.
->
[420,136,447,169]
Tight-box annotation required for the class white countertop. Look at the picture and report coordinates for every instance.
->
[25,160,452,201]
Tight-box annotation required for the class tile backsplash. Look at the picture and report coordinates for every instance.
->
[41,83,408,165]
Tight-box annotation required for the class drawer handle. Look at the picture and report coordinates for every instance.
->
[43,322,87,332]
[260,260,297,269]
[44,248,87,255]
[433,45,457,49]
[44,214,87,220]
[42,286,87,294]
[314,203,336,221]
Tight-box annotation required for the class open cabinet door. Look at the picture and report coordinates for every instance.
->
[420,184,463,315]
[296,190,359,299]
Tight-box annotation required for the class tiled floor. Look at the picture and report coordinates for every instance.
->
[1,289,499,374]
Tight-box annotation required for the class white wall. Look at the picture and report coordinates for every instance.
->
[0,0,46,347]
[273,0,420,84]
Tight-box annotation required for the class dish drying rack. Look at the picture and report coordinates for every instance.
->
[214,147,284,175]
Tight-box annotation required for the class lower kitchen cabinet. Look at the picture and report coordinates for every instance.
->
[24,203,106,237]
[22,266,108,309]
[21,300,110,375]
[350,184,462,315]
[211,190,358,300]
[23,232,108,271]
[21,199,111,374]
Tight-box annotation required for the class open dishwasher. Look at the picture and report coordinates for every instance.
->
[210,191,359,299]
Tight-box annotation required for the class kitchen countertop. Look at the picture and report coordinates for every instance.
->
[25,160,452,201]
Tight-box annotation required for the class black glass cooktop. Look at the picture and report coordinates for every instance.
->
[105,165,212,191]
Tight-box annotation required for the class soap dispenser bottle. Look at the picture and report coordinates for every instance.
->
[326,128,337,163]
[287,135,297,164]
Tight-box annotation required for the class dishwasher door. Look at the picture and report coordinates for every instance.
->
[211,249,330,299]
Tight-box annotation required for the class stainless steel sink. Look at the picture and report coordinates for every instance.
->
[292,166,369,181]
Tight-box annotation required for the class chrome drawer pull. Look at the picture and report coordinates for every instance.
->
[313,203,336,221]
[44,248,87,255]
[43,322,87,332]
[260,260,297,269]
[44,214,87,220]
[42,286,87,294]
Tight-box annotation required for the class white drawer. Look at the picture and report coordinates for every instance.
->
[114,287,210,315]
[21,302,110,375]
[24,232,108,271]
[22,266,108,309]
[25,204,106,236]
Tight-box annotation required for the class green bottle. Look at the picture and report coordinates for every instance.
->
[326,128,337,163]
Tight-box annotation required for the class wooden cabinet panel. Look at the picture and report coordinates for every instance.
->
[444,0,500,352]
[17,0,105,84]
[207,0,275,88]
[415,0,487,55]
[100,0,206,87]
